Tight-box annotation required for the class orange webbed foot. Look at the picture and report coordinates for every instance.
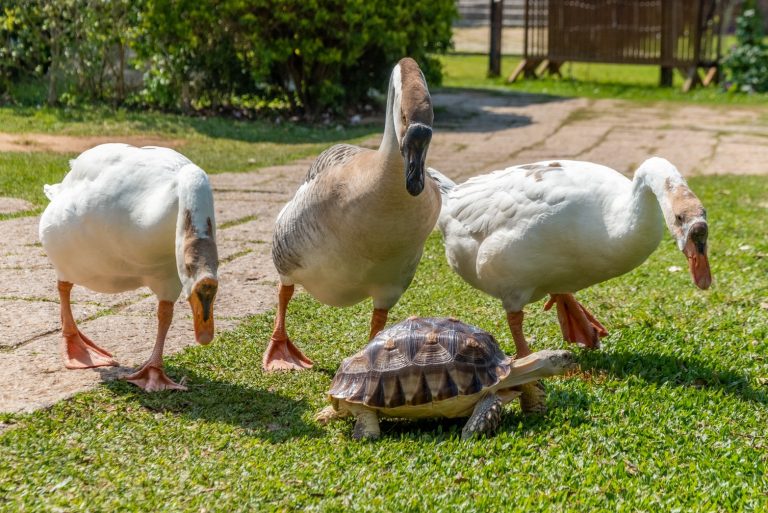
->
[263,337,313,372]
[124,365,187,392]
[545,294,608,349]
[63,330,118,369]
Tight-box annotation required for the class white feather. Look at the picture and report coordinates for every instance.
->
[39,144,217,302]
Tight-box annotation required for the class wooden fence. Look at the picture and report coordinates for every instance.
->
[507,0,726,90]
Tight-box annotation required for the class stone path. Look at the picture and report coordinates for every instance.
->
[2,91,767,413]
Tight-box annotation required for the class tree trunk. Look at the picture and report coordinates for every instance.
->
[117,43,125,103]
[47,40,59,106]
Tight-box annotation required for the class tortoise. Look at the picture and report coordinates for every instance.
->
[316,316,577,439]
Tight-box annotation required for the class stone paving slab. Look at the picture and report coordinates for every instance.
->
[2,90,768,413]
[0,299,100,348]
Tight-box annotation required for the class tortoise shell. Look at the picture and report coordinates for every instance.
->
[328,317,511,409]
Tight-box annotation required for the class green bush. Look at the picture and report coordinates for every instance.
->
[135,0,456,116]
[0,1,47,98]
[132,0,255,112]
[2,0,456,115]
[722,0,768,93]
[1,0,141,106]
[242,0,455,117]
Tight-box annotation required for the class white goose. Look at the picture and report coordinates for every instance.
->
[432,157,711,357]
[39,143,219,391]
[265,57,441,371]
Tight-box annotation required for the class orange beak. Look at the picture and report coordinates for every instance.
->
[683,222,711,290]
[189,277,217,345]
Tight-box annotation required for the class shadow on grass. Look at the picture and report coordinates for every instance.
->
[578,349,768,405]
[2,104,380,145]
[373,387,591,441]
[100,365,323,442]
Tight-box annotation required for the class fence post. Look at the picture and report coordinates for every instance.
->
[489,0,504,77]
[660,0,674,86]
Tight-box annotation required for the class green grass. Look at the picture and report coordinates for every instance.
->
[438,54,768,105]
[1,174,767,511]
[0,107,378,219]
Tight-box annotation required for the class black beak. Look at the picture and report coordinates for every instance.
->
[402,123,432,196]
[195,283,218,321]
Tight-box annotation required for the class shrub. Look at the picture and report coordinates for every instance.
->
[1,0,142,106]
[1,0,456,115]
[132,0,254,112]
[136,0,456,116]
[722,0,768,93]
[240,0,455,117]
[0,1,48,99]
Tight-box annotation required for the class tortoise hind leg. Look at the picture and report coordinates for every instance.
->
[462,393,504,440]
[350,405,380,440]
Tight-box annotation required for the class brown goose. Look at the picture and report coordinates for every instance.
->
[265,58,441,371]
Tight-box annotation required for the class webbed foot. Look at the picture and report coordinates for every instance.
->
[262,337,313,372]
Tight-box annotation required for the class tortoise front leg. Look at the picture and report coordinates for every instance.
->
[519,381,547,414]
[462,393,504,440]
[350,405,380,440]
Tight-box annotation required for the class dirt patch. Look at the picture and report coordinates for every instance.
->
[0,197,34,214]
[0,132,185,154]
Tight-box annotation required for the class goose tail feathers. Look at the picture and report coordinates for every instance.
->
[43,183,61,200]
[427,167,456,196]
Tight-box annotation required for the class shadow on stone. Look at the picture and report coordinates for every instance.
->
[100,365,322,442]
[432,88,568,133]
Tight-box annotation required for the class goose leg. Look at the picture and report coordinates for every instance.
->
[504,311,545,415]
[462,393,504,439]
[263,284,313,372]
[58,281,117,369]
[368,308,389,340]
[506,310,531,358]
[125,300,186,392]
[545,294,607,349]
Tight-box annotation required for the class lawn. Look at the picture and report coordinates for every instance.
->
[438,54,768,105]
[2,174,767,512]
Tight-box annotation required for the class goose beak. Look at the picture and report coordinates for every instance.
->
[402,123,432,196]
[189,277,218,344]
[683,221,711,290]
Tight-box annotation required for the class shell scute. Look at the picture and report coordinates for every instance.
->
[328,317,510,409]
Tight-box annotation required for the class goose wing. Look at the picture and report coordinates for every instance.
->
[273,143,366,276]
[442,160,626,238]
[304,144,364,182]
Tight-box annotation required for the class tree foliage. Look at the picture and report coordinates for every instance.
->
[1,0,456,116]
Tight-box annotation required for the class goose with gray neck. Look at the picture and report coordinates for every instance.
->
[431,156,712,358]
[266,57,441,371]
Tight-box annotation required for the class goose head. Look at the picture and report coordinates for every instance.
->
[666,185,711,290]
[644,158,712,290]
[178,209,219,344]
[391,58,433,196]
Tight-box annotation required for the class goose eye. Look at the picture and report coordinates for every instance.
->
[675,214,684,224]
